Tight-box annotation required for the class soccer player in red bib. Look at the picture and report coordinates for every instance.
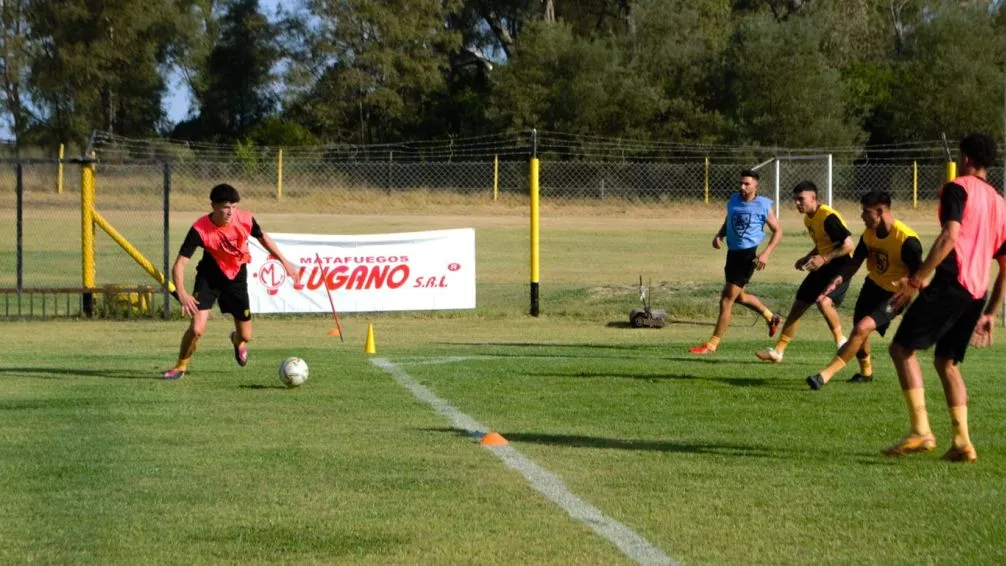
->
[885,134,1006,462]
[162,184,297,379]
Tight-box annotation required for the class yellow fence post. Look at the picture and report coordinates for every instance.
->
[946,161,957,182]
[81,162,96,316]
[912,161,918,209]
[493,154,499,201]
[704,156,710,204]
[530,157,540,317]
[57,144,64,194]
[276,148,283,200]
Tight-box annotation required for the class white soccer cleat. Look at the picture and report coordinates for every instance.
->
[755,347,783,363]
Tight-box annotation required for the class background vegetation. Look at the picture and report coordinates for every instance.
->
[2,0,1006,154]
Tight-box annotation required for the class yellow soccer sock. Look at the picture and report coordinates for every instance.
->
[774,334,793,353]
[949,405,972,448]
[858,355,872,377]
[760,309,774,323]
[706,336,721,351]
[175,357,191,371]
[904,388,931,436]
[819,356,847,382]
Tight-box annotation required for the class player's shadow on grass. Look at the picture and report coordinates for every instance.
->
[429,427,773,457]
[533,370,772,387]
[239,384,290,390]
[0,367,157,380]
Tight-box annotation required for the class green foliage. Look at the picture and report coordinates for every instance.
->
[194,0,278,140]
[724,14,865,147]
[886,4,1006,141]
[26,0,192,146]
[245,116,318,147]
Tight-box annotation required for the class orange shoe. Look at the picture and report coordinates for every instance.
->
[941,444,977,463]
[689,344,715,355]
[882,433,936,456]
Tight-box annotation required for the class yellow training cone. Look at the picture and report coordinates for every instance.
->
[364,323,376,355]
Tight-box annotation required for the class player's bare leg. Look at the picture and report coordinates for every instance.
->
[164,310,210,379]
[230,319,252,367]
[736,290,780,336]
[816,296,846,348]
[756,300,810,362]
[934,357,976,462]
[816,317,876,385]
[883,343,935,456]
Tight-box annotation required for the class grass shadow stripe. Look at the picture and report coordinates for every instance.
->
[371,357,676,566]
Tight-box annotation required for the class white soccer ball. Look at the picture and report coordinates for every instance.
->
[279,357,309,388]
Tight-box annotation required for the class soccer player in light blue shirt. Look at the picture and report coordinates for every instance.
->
[691,169,783,354]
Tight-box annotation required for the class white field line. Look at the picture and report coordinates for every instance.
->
[371,357,676,566]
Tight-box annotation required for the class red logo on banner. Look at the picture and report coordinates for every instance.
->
[258,259,287,296]
[291,264,411,291]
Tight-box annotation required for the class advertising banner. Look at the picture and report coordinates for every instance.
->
[248,228,475,313]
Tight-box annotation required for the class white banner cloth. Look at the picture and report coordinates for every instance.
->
[247,228,475,313]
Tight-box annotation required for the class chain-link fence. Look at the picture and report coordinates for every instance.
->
[5,130,1001,318]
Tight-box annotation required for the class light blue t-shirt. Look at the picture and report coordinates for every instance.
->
[725,194,773,251]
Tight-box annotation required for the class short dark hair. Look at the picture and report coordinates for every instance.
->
[740,169,759,180]
[859,189,892,208]
[210,183,241,204]
[959,133,997,169]
[792,180,818,196]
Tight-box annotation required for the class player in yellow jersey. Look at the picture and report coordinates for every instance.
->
[756,181,854,363]
[805,190,922,389]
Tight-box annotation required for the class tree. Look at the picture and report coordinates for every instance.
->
[723,14,865,147]
[282,0,463,143]
[886,4,1005,141]
[0,0,32,149]
[489,20,664,138]
[184,0,278,141]
[27,0,192,147]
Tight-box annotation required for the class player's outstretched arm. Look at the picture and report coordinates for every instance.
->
[258,233,298,277]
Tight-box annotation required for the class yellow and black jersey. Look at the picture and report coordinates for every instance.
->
[804,204,852,257]
[853,219,923,292]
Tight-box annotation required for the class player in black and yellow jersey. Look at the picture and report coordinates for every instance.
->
[756,181,855,363]
[805,190,923,390]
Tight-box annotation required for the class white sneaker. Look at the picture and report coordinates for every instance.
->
[836,336,848,350]
[755,347,783,363]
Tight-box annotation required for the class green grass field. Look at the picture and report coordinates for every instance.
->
[3,199,1006,564]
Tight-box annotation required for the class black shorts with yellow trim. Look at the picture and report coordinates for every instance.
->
[724,247,758,287]
[795,256,851,306]
[193,264,252,322]
[853,277,899,336]
[892,274,985,363]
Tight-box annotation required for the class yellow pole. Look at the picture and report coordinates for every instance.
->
[530,157,540,316]
[912,161,918,209]
[276,148,283,200]
[92,210,176,292]
[493,154,499,201]
[81,163,95,289]
[57,144,64,194]
[704,156,710,204]
[946,161,957,182]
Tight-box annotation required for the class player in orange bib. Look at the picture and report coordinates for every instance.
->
[162,184,297,379]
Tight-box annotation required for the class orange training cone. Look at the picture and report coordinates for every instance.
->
[328,326,341,337]
[480,432,508,447]
[364,323,376,355]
